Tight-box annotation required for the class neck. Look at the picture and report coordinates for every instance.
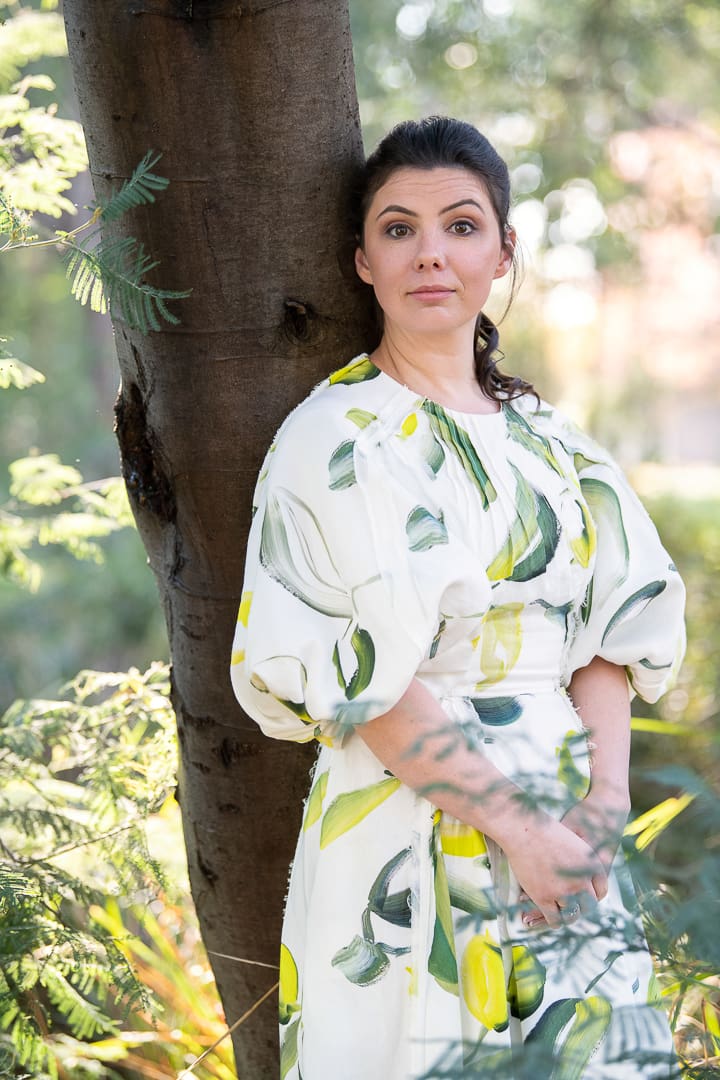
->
[371,323,496,413]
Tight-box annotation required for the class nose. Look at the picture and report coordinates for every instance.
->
[413,231,447,271]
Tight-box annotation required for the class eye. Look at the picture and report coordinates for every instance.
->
[449,220,476,236]
[386,222,413,239]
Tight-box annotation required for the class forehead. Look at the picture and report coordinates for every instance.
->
[367,166,493,215]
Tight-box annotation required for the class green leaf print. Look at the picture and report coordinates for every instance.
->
[345,407,377,429]
[425,432,446,475]
[250,657,314,727]
[261,487,353,618]
[447,874,497,920]
[368,847,412,928]
[331,934,390,986]
[573,449,604,473]
[580,575,594,626]
[569,498,596,569]
[406,505,449,552]
[557,730,590,801]
[422,401,497,509]
[303,770,329,831]
[535,599,573,639]
[396,410,446,476]
[505,402,566,478]
[469,696,523,726]
[328,356,381,385]
[332,625,376,700]
[508,944,547,1021]
[328,439,357,490]
[639,657,671,671]
[429,815,459,994]
[280,1016,300,1080]
[601,580,667,646]
[579,476,629,589]
[508,493,561,583]
[429,617,447,660]
[526,997,581,1050]
[474,603,524,688]
[555,997,613,1080]
[332,849,412,990]
[486,467,537,580]
[526,996,612,1080]
[320,777,401,848]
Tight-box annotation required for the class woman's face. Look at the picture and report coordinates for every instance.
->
[355,166,514,340]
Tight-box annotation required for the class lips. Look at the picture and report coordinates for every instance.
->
[410,285,455,298]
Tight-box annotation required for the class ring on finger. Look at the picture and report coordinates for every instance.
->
[559,902,581,923]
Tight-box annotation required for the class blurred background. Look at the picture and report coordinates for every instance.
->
[1,0,718,1074]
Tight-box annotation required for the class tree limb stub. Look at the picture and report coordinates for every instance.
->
[114,381,176,523]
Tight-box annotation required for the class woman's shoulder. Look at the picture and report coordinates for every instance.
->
[269,353,408,452]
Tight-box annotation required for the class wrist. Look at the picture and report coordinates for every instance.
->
[489,802,556,853]
[586,775,630,811]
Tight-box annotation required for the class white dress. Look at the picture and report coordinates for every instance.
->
[230,354,686,1079]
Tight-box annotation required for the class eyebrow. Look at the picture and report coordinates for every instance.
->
[375,198,486,221]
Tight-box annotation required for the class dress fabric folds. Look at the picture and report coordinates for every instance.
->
[231,354,686,1080]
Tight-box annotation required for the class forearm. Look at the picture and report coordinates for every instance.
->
[567,656,632,807]
[357,677,545,848]
[358,676,606,924]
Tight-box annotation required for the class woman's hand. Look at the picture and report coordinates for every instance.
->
[498,813,607,930]
[561,786,631,878]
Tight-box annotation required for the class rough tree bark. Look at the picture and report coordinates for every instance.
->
[63,2,374,1073]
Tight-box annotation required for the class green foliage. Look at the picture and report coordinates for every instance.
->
[99,150,169,224]
[1,454,134,591]
[63,231,188,334]
[0,5,188,611]
[0,339,44,388]
[1,6,190,333]
[630,493,719,783]
[2,151,191,335]
[54,151,190,334]
[0,5,87,220]
[0,664,177,1078]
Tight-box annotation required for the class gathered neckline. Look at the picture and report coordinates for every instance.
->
[361,354,506,421]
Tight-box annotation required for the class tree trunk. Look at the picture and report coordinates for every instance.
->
[62,2,373,1073]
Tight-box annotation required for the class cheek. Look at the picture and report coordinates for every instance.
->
[363,251,401,295]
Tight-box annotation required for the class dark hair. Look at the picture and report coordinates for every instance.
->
[351,116,533,403]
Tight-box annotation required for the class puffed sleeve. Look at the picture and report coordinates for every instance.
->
[229,399,442,745]
[558,417,686,702]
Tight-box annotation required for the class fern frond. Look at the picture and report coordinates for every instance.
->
[99,150,169,223]
[0,865,31,910]
[0,665,175,1072]
[62,237,190,332]
[43,969,116,1041]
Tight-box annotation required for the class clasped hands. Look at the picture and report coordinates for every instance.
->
[503,790,630,931]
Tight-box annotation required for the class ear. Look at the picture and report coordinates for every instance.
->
[355,245,373,285]
[493,227,516,280]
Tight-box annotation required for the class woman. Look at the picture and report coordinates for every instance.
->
[230,117,686,1079]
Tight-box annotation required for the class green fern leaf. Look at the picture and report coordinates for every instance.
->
[99,150,169,223]
[62,237,188,332]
